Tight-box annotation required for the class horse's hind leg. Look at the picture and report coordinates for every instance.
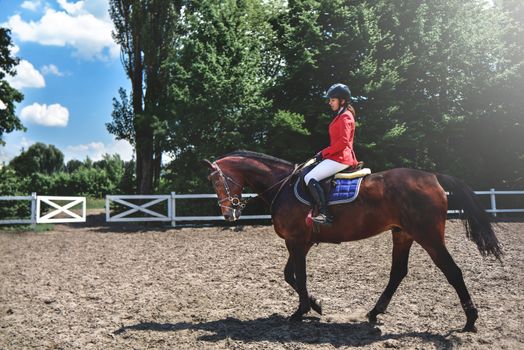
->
[421,240,478,332]
[367,229,413,323]
[284,244,322,315]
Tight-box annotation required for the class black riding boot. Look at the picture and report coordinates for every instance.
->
[307,179,333,225]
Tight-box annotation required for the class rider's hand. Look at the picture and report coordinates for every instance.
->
[315,152,323,162]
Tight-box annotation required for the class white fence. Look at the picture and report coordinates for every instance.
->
[170,193,269,226]
[105,193,269,227]
[106,195,172,222]
[0,193,37,226]
[36,196,86,223]
[0,194,86,227]
[1,189,523,228]
[104,189,524,227]
[474,189,524,217]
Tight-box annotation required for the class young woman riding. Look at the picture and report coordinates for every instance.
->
[305,83,358,225]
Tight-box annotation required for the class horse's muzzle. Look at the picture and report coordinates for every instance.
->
[224,209,241,222]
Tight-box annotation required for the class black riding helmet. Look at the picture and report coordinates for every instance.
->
[324,83,351,102]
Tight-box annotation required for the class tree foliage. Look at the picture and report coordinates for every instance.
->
[0,28,24,145]
[106,87,135,145]
[9,143,64,177]
[109,0,179,193]
[164,0,301,190]
[266,0,523,188]
[106,0,522,192]
[2,148,134,198]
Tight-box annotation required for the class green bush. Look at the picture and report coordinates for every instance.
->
[0,167,31,220]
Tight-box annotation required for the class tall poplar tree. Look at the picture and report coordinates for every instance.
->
[109,0,179,193]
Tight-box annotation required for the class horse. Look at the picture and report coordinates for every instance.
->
[203,150,502,332]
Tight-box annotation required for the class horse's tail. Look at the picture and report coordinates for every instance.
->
[436,173,502,260]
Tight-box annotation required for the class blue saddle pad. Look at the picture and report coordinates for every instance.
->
[294,177,364,206]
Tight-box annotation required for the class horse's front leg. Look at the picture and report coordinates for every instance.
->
[284,247,322,316]
[286,240,312,322]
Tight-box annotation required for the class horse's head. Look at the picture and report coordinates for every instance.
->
[203,158,246,222]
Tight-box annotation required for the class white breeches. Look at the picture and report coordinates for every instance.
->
[304,159,349,185]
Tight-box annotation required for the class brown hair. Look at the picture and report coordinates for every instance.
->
[341,98,356,116]
[347,104,356,116]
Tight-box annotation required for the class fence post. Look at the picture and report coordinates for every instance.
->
[171,192,176,227]
[490,188,497,217]
[105,195,110,222]
[30,192,37,229]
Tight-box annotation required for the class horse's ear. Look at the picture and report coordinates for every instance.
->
[202,159,216,170]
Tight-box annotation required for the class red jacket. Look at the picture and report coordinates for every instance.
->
[321,109,358,166]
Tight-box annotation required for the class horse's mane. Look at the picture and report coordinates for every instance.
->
[219,150,293,167]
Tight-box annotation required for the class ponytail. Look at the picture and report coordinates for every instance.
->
[347,104,356,116]
[339,98,356,116]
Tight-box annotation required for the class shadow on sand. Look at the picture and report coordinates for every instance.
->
[114,314,457,349]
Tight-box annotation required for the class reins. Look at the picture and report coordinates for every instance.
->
[211,159,310,216]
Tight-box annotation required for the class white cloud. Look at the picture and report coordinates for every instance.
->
[57,0,85,15]
[4,3,119,61]
[21,0,41,11]
[64,139,134,162]
[20,103,69,127]
[0,99,6,110]
[5,60,45,89]
[41,64,64,76]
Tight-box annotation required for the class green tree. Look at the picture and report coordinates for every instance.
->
[268,0,407,165]
[118,159,136,193]
[0,28,25,145]
[165,0,286,191]
[65,159,83,173]
[68,167,114,197]
[106,87,135,145]
[0,167,29,219]
[363,0,523,188]
[488,0,524,188]
[93,153,125,187]
[109,0,179,193]
[268,0,522,190]
[9,143,64,177]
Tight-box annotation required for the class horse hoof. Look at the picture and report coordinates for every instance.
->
[366,311,378,324]
[462,324,477,333]
[289,312,303,322]
[310,297,322,315]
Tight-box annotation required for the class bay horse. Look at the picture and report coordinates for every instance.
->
[203,150,502,332]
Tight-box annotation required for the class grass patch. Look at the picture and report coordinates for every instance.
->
[87,198,105,210]
[0,223,54,233]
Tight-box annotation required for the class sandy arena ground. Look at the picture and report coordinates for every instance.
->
[0,218,522,349]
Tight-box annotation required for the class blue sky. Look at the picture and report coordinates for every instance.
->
[0,0,133,163]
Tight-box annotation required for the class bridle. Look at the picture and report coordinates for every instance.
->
[210,162,248,213]
[210,160,305,216]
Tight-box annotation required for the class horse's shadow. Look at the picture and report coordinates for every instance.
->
[114,314,456,348]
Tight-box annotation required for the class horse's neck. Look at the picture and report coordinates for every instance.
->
[237,158,293,195]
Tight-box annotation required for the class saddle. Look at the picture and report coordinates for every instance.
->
[293,160,371,206]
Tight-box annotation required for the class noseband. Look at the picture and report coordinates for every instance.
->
[210,162,248,212]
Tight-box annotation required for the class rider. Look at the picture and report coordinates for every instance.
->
[304,83,358,225]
